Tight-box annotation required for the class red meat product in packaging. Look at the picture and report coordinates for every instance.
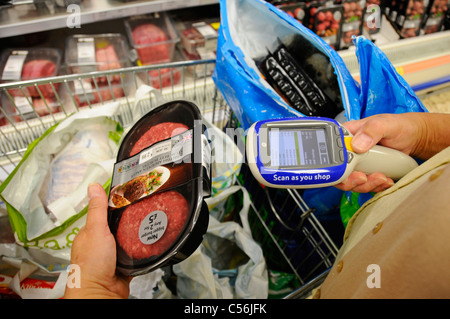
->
[4,95,60,123]
[401,0,426,37]
[22,59,56,80]
[1,48,61,99]
[32,97,60,117]
[66,34,128,82]
[181,27,205,54]
[116,190,189,260]
[129,122,188,156]
[114,123,190,261]
[74,82,125,108]
[147,68,181,89]
[180,22,218,55]
[109,101,210,276]
[132,23,170,64]
[9,59,58,98]
[181,27,205,55]
[95,44,122,83]
[65,34,132,108]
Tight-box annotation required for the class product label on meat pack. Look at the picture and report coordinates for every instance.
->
[77,38,96,64]
[109,129,195,209]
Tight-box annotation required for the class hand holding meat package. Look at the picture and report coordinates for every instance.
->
[108,100,211,276]
[0,48,62,124]
[64,33,132,107]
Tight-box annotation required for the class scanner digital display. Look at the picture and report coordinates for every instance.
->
[268,128,330,167]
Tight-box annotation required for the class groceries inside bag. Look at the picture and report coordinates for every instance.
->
[0,103,123,263]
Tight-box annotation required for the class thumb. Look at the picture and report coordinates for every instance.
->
[351,132,376,153]
[85,183,109,231]
[344,118,386,154]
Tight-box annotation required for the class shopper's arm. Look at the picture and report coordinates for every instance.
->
[335,112,450,193]
[64,183,130,299]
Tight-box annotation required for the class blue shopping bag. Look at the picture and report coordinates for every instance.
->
[212,0,361,130]
[212,0,427,131]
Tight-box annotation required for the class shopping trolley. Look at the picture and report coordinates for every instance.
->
[0,59,339,298]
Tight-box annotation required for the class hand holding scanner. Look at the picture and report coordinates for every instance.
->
[246,117,419,189]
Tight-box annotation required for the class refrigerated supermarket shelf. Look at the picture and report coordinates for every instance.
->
[0,0,219,38]
[339,27,450,92]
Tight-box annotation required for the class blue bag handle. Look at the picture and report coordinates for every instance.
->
[354,36,428,118]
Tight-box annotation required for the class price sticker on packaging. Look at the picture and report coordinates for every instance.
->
[77,38,96,64]
[2,51,28,81]
[192,22,218,51]
[139,210,168,244]
[14,96,34,114]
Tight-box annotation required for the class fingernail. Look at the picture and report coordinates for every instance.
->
[351,175,367,187]
[88,183,101,200]
[384,179,395,189]
[371,176,387,187]
[352,133,373,152]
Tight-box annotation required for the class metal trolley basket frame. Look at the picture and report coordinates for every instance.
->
[0,59,339,298]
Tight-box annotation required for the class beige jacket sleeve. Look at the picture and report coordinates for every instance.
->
[317,147,450,299]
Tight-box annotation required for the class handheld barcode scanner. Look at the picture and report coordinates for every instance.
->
[246,117,419,189]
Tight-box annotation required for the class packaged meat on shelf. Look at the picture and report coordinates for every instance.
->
[125,13,182,89]
[125,13,179,65]
[180,21,218,56]
[177,19,219,78]
[0,48,62,125]
[63,33,134,109]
